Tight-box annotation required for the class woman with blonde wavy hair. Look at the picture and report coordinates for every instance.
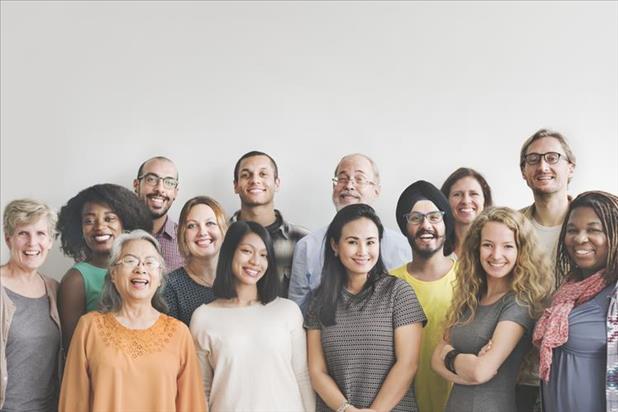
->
[432,207,553,412]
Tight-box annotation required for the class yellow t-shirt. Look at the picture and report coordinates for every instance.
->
[390,260,457,412]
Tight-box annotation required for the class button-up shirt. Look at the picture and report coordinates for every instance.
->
[155,216,184,273]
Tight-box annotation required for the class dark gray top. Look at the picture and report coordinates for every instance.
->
[1,288,59,412]
[541,281,615,412]
[163,266,215,326]
[445,292,534,412]
[305,276,426,412]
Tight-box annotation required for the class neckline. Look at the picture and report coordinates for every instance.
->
[4,286,46,300]
[108,312,163,331]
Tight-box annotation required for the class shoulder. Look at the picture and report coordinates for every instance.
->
[40,273,60,290]
[161,313,189,334]
[389,263,409,279]
[497,293,534,328]
[61,267,85,286]
[270,297,303,317]
[165,267,188,284]
[519,204,534,218]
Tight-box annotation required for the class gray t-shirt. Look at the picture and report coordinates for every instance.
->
[305,275,427,412]
[2,288,60,412]
[445,292,534,412]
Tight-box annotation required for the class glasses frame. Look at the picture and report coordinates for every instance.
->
[403,210,445,225]
[331,175,375,187]
[523,152,565,166]
[114,255,162,271]
[137,173,179,189]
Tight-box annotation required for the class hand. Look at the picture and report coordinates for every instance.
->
[478,339,493,357]
[349,408,377,412]
[440,343,455,360]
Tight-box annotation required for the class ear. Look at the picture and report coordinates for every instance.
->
[4,234,11,248]
[373,182,381,197]
[567,161,575,179]
[274,177,281,192]
[133,178,140,195]
[233,180,240,195]
[330,238,339,257]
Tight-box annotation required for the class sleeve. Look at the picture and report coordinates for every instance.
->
[175,322,208,412]
[392,278,427,329]
[189,307,214,405]
[58,315,92,412]
[303,295,321,330]
[288,302,317,412]
[289,237,311,310]
[498,294,534,333]
[163,275,180,320]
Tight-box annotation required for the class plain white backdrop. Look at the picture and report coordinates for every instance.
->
[1,1,617,280]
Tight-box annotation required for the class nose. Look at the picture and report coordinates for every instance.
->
[357,242,368,255]
[538,157,551,171]
[419,216,432,229]
[574,230,589,244]
[462,193,472,204]
[343,178,355,190]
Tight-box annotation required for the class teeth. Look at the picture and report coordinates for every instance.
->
[244,268,259,277]
[24,250,40,256]
[149,196,165,207]
[130,279,149,285]
[575,250,593,256]
[196,238,213,246]
[94,235,111,242]
[459,208,474,213]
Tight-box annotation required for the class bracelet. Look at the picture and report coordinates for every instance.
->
[336,400,352,412]
[444,348,461,374]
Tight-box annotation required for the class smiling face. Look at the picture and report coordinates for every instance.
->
[479,221,518,281]
[406,200,446,259]
[81,202,124,256]
[184,204,224,259]
[111,239,163,304]
[5,216,53,272]
[331,217,380,279]
[133,158,178,219]
[564,206,608,276]
[332,155,380,211]
[449,176,485,225]
[234,155,279,208]
[522,137,574,196]
[231,232,268,288]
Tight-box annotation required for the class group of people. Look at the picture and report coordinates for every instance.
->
[0,128,616,412]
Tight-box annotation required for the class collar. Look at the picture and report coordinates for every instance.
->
[157,216,177,240]
[230,209,291,239]
[523,194,573,220]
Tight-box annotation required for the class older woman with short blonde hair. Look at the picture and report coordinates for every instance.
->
[1,199,62,411]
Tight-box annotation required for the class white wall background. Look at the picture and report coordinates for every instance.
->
[2,1,617,280]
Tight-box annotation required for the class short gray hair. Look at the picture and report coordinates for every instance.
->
[334,153,381,185]
[99,229,169,313]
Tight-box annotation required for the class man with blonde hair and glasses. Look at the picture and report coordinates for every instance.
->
[133,156,183,271]
[517,129,576,412]
[289,153,410,312]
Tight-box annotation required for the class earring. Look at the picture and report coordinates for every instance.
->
[334,251,338,257]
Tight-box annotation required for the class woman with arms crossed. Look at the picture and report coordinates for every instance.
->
[534,191,618,412]
[432,207,552,412]
[59,230,205,412]
[305,203,426,412]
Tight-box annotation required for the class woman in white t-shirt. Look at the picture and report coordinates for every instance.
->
[190,220,315,412]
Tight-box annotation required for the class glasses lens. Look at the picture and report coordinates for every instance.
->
[143,258,161,270]
[525,154,541,165]
[163,178,178,189]
[545,153,561,164]
[407,213,422,224]
[121,256,139,268]
[427,211,444,223]
[143,174,159,185]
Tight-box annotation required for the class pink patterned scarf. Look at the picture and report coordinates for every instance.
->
[533,270,607,381]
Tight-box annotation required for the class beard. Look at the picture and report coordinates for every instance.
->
[409,229,446,259]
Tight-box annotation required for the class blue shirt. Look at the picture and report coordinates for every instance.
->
[289,225,411,313]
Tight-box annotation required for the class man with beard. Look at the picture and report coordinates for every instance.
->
[230,150,308,297]
[289,153,410,312]
[390,180,456,412]
[133,156,183,271]
[516,130,576,412]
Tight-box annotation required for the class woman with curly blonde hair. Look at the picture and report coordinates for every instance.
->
[432,207,553,412]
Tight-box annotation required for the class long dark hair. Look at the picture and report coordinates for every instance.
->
[313,203,389,326]
[212,221,279,304]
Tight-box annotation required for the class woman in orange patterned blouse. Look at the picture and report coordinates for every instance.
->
[59,230,207,412]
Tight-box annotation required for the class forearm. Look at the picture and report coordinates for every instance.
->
[309,370,348,411]
[370,360,416,412]
[431,352,475,385]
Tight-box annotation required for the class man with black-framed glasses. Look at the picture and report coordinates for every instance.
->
[516,129,576,412]
[133,156,184,271]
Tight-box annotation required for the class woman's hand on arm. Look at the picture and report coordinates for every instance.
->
[307,329,356,411]
[431,339,476,385]
[453,320,525,384]
[369,322,423,412]
[58,268,86,350]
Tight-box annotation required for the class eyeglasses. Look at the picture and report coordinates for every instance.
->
[523,152,565,166]
[332,175,375,187]
[404,210,445,225]
[114,255,162,271]
[138,173,179,189]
